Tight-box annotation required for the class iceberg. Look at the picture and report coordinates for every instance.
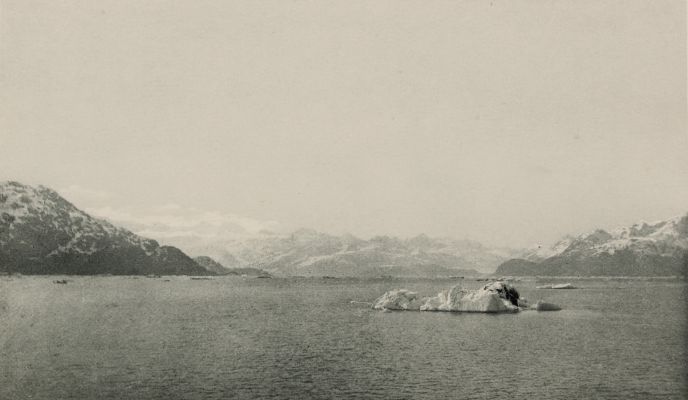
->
[420,282,520,313]
[373,282,524,313]
[372,289,425,311]
[536,283,576,289]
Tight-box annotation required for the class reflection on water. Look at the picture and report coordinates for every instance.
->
[1,276,686,399]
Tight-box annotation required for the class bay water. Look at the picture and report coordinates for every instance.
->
[1,276,686,399]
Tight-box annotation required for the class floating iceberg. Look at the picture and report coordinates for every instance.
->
[373,282,525,313]
[372,289,425,311]
[536,283,576,289]
[420,282,520,313]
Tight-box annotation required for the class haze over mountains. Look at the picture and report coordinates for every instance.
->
[174,230,518,277]
[0,181,517,277]
[1,181,686,277]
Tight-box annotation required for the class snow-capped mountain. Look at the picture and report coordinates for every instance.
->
[497,214,688,276]
[172,229,519,277]
[521,235,576,262]
[0,181,209,275]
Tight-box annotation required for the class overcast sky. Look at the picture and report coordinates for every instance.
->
[1,0,686,248]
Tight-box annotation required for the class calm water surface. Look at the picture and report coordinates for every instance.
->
[1,276,686,399]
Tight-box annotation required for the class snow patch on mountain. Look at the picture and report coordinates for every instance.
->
[524,215,688,261]
[1,181,207,275]
[498,213,688,276]
[524,235,575,261]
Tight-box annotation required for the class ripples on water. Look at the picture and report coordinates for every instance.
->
[0,276,686,399]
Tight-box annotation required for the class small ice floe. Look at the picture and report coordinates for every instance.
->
[536,283,576,289]
[532,301,562,311]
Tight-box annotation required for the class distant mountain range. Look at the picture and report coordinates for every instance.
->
[193,256,270,277]
[4,180,685,277]
[0,181,209,275]
[497,214,688,276]
[0,181,515,277]
[172,230,518,277]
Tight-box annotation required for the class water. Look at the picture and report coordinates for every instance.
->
[1,276,686,399]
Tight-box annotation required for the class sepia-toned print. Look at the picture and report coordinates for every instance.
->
[1,1,686,399]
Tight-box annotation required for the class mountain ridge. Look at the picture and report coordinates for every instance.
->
[0,181,210,275]
[169,230,518,277]
[497,214,688,276]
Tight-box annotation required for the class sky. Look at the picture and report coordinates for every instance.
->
[1,0,686,248]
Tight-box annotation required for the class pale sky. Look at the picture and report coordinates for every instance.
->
[1,0,686,248]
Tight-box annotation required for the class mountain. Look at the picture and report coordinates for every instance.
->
[171,229,518,277]
[193,256,236,275]
[496,214,688,276]
[223,267,272,277]
[0,181,210,275]
[520,235,576,262]
[192,255,271,276]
